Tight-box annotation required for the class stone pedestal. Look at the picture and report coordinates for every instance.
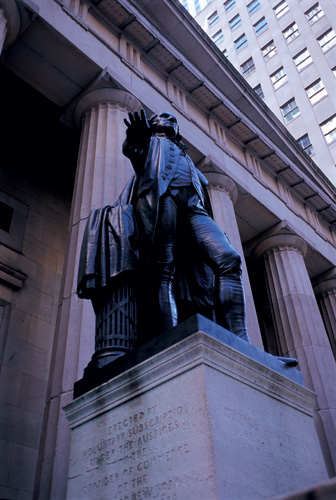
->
[64,316,328,500]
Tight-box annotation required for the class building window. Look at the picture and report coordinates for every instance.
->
[261,40,277,60]
[182,0,189,11]
[254,17,268,36]
[222,48,229,57]
[281,98,300,123]
[241,57,256,76]
[273,0,289,19]
[332,66,336,77]
[305,3,324,25]
[208,11,219,27]
[283,22,300,43]
[234,33,248,52]
[318,29,336,53]
[254,84,264,99]
[320,115,336,144]
[293,48,312,71]
[229,14,242,31]
[194,0,200,13]
[297,134,314,156]
[224,0,236,12]
[306,79,327,104]
[247,0,260,16]
[212,29,224,45]
[270,66,287,89]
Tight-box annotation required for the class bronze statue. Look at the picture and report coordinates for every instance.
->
[122,109,249,341]
[77,109,297,367]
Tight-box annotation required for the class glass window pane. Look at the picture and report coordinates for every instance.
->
[254,17,268,35]
[254,84,264,99]
[271,67,288,89]
[320,115,336,144]
[224,0,236,12]
[212,29,224,45]
[208,11,219,27]
[293,48,312,71]
[235,33,248,52]
[283,22,300,43]
[262,40,277,60]
[305,3,324,25]
[297,134,314,156]
[281,98,300,122]
[274,1,289,19]
[318,29,336,53]
[247,0,261,16]
[229,14,242,31]
[241,57,255,76]
[306,79,327,104]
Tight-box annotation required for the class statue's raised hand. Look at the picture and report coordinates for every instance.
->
[124,109,151,146]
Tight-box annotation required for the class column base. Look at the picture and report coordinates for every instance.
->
[66,315,328,500]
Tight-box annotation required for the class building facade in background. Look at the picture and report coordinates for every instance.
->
[0,0,336,499]
[183,0,336,185]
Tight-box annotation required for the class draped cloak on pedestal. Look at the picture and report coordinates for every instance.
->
[77,136,215,320]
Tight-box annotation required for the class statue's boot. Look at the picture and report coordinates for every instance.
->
[215,270,250,342]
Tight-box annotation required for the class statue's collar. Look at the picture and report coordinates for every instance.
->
[153,133,172,139]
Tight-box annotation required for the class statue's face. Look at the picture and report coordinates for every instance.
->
[150,112,179,138]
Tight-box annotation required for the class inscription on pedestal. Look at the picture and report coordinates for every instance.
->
[66,379,212,500]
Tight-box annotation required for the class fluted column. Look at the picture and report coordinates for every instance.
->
[255,233,336,475]
[0,0,20,53]
[203,170,263,349]
[34,89,142,500]
[313,269,336,360]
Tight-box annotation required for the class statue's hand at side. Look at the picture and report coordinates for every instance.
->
[124,109,151,148]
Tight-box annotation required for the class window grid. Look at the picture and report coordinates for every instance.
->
[281,98,300,123]
[254,84,264,99]
[283,22,300,43]
[229,14,242,31]
[224,0,236,12]
[271,67,288,89]
[212,29,224,45]
[273,1,289,19]
[305,3,324,25]
[320,115,336,144]
[208,11,219,27]
[262,40,277,60]
[293,48,312,71]
[247,0,261,16]
[194,0,200,14]
[241,57,256,77]
[235,33,248,52]
[297,134,314,156]
[306,79,327,105]
[318,29,336,53]
[254,17,268,36]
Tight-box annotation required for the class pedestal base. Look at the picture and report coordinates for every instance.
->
[65,316,328,500]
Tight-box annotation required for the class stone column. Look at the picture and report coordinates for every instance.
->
[313,269,336,360]
[203,169,263,349]
[0,0,20,54]
[34,88,142,500]
[254,233,336,476]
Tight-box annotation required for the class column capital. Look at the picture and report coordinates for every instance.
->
[0,0,20,50]
[313,268,336,295]
[204,172,238,205]
[74,88,142,127]
[254,233,308,259]
[196,156,238,204]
